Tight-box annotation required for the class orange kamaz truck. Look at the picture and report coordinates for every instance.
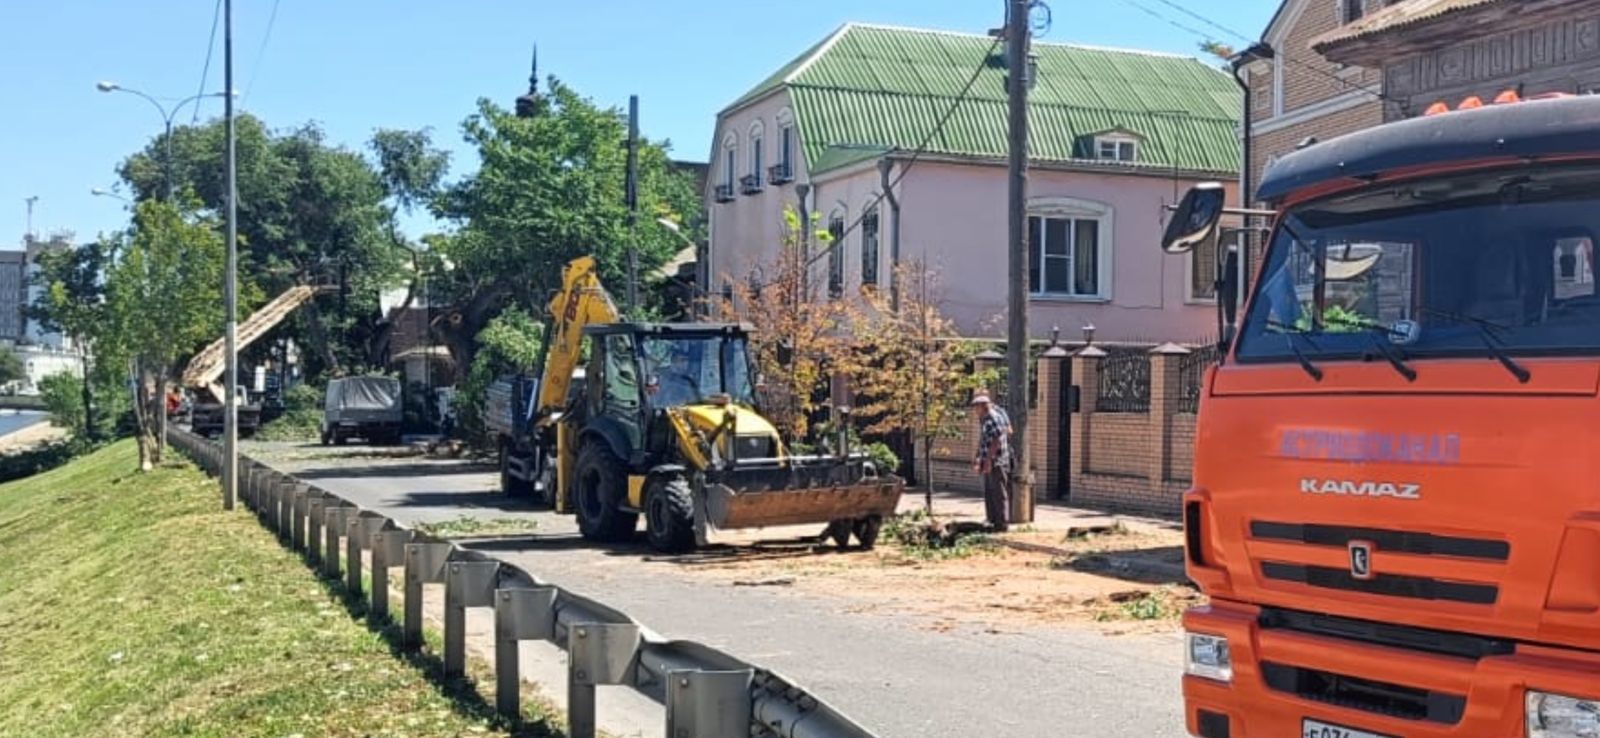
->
[1165,94,1600,738]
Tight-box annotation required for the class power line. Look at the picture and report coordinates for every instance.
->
[786,35,1004,282]
[192,0,223,124]
[241,0,281,106]
[1111,0,1392,103]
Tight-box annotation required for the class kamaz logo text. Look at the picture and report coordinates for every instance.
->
[1300,478,1422,500]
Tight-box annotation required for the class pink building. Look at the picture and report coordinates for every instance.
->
[706,23,1242,344]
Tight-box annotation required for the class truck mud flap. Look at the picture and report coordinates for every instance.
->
[702,465,903,530]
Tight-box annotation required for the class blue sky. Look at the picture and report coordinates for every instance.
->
[0,1,1275,247]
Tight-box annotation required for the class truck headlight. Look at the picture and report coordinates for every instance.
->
[1528,691,1600,738]
[1185,632,1232,683]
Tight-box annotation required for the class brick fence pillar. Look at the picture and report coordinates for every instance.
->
[1149,342,1190,485]
[972,349,1004,399]
[1069,345,1105,495]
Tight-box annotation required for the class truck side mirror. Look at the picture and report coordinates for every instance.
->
[1163,183,1227,255]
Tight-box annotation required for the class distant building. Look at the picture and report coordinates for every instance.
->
[0,250,25,342]
[23,235,70,350]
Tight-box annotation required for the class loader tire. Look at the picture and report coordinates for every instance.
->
[644,476,696,553]
[825,519,853,549]
[499,443,533,498]
[574,443,638,543]
[853,516,883,550]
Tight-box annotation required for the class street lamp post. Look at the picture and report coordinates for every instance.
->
[96,82,227,202]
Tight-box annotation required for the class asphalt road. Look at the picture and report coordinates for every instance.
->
[248,441,1189,738]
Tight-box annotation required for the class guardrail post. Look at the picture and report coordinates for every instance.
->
[567,622,641,738]
[370,529,414,622]
[402,542,452,649]
[306,496,327,564]
[273,478,293,539]
[666,669,755,738]
[322,504,352,579]
[444,561,500,678]
[346,512,389,596]
[493,587,558,718]
[290,486,313,551]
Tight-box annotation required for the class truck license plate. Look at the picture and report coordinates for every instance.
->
[1303,719,1392,738]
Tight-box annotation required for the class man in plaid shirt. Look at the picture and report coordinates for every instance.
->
[970,393,1013,532]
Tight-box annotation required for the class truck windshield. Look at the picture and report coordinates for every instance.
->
[640,335,756,406]
[1237,164,1600,363]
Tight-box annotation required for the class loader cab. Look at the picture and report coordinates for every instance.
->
[581,323,759,464]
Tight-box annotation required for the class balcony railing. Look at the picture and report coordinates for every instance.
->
[740,173,764,195]
[713,184,736,203]
[768,162,794,185]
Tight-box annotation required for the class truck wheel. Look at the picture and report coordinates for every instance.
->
[333,431,347,446]
[500,443,533,498]
[853,516,883,550]
[644,476,695,553]
[574,443,637,543]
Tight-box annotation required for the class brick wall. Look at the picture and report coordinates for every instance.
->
[1251,98,1383,205]
[1087,414,1148,478]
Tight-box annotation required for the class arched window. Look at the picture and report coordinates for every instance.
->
[827,206,847,299]
[774,108,797,183]
[861,198,881,288]
[717,132,738,202]
[1027,197,1113,298]
[747,121,766,191]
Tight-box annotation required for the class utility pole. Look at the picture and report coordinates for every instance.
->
[625,95,640,313]
[222,0,239,510]
[1005,0,1035,524]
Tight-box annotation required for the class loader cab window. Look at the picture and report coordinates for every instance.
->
[595,334,644,446]
[1239,164,1600,363]
[642,335,757,408]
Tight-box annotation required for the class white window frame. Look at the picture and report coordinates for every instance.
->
[1095,135,1139,163]
[775,107,797,177]
[1028,197,1113,301]
[721,132,738,190]
[747,121,765,180]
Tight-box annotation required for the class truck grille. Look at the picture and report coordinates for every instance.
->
[1251,522,1509,561]
[1261,662,1466,725]
[1258,606,1515,660]
[1260,562,1498,604]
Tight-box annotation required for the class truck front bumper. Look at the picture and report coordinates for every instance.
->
[1184,600,1600,737]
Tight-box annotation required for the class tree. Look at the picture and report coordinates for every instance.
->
[712,208,848,441]
[455,307,544,445]
[429,81,701,373]
[1199,40,1235,62]
[118,116,433,376]
[101,200,225,470]
[31,239,114,440]
[0,351,22,387]
[836,263,992,502]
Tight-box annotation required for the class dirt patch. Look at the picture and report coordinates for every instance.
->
[667,515,1202,636]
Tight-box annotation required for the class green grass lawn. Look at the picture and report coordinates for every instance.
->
[0,440,556,737]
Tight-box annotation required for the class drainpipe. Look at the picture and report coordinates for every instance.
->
[1228,42,1275,234]
[878,156,903,312]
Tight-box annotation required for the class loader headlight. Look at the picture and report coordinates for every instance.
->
[1527,691,1600,738]
[1184,632,1232,683]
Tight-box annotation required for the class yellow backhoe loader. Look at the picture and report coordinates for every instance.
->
[489,257,903,552]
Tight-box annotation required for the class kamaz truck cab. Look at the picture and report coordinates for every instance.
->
[1167,95,1600,737]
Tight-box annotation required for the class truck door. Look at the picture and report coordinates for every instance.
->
[590,334,644,453]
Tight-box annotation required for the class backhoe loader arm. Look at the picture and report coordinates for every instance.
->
[535,257,620,418]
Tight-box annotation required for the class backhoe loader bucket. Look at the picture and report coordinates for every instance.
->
[701,456,903,530]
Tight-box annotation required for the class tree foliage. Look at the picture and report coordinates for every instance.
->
[428,82,702,372]
[0,351,22,387]
[32,239,118,441]
[455,306,544,445]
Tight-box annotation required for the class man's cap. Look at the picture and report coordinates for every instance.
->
[970,393,991,406]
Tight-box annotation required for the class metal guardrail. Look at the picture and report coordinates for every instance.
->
[169,429,878,738]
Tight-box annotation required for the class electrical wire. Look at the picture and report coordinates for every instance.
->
[192,0,223,124]
[767,35,1003,289]
[241,0,281,106]
[1113,0,1393,103]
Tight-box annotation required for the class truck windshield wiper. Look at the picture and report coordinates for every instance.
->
[1325,315,1418,382]
[1264,320,1325,381]
[1418,307,1531,383]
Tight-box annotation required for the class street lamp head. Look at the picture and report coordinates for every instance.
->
[655,218,682,233]
[90,188,109,196]
[96,81,119,93]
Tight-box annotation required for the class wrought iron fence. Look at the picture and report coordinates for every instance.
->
[1177,344,1220,414]
[1096,349,1151,413]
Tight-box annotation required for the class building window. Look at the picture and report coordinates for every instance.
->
[771,125,795,183]
[1029,214,1105,298]
[1190,228,1248,302]
[1096,137,1138,162]
[1341,0,1365,23]
[716,134,737,203]
[861,207,880,288]
[742,121,765,194]
[827,212,846,299]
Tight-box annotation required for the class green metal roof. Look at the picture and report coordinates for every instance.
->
[724,24,1242,175]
